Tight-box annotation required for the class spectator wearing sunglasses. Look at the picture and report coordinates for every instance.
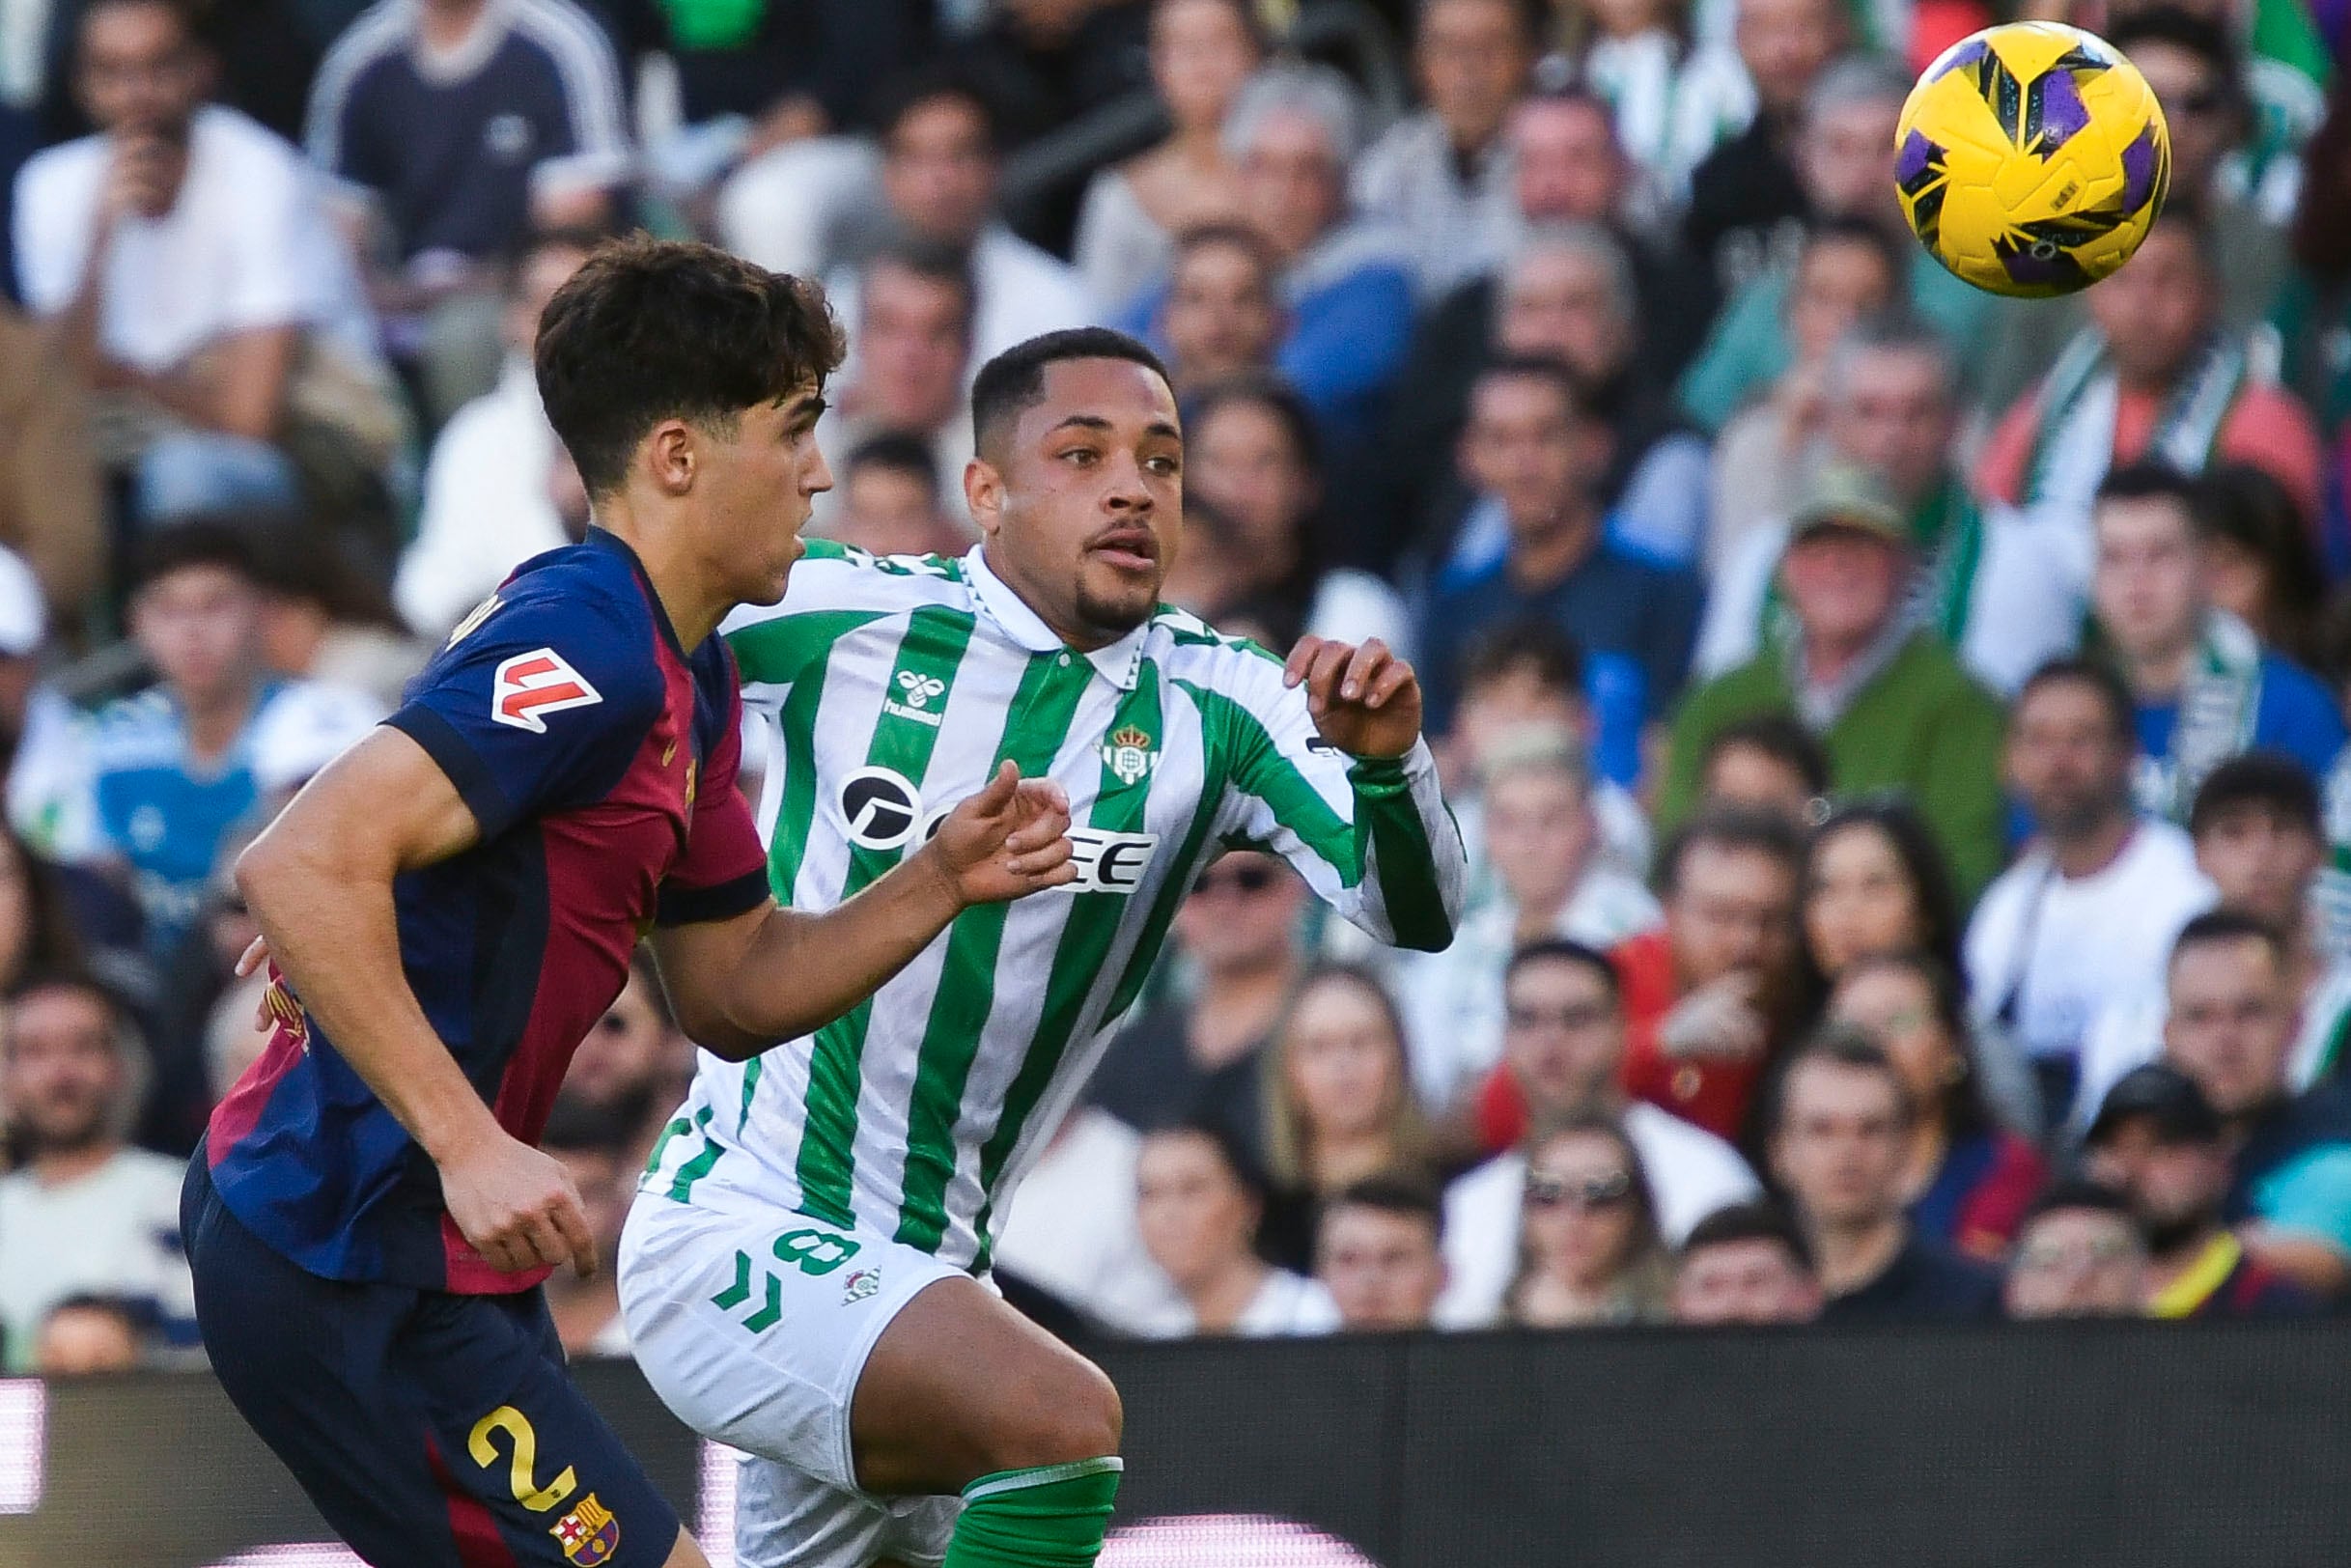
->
[1091,852,1306,1149]
[1501,1112,1673,1328]
[1441,938,1757,1327]
[2002,1181,2150,1320]
[1671,1199,1823,1326]
[1770,1029,2001,1322]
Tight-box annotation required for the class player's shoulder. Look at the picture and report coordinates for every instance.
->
[722,539,975,679]
[421,539,668,718]
[1148,605,1285,683]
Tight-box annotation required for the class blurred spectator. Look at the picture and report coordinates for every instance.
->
[1681,0,1844,295]
[1699,218,1901,568]
[1418,356,1703,770]
[1801,799,1965,991]
[1678,54,1994,434]
[1257,966,1434,1271]
[1966,658,2216,1127]
[828,70,1095,372]
[538,1097,632,1357]
[1977,209,2324,531]
[827,434,969,560]
[2083,1062,2320,1316]
[2001,1181,2150,1320]
[994,1103,1187,1335]
[18,0,390,524]
[956,0,1153,161]
[247,517,424,709]
[1155,224,1281,396]
[1827,952,2047,1259]
[1352,0,1534,297]
[2194,463,2327,669]
[1133,1123,1340,1336]
[1091,851,1302,1141]
[554,948,686,1158]
[1568,0,1755,206]
[33,1292,150,1373]
[305,0,627,419]
[1769,1030,2001,1321]
[0,974,196,1369]
[0,304,105,616]
[1691,713,1831,826]
[2090,463,2343,822]
[1396,730,1661,1104]
[1181,378,1413,652]
[1661,464,2008,897]
[1072,0,1262,314]
[818,241,979,530]
[1670,1197,1823,1324]
[393,225,595,636]
[1315,1175,1449,1331]
[1211,63,1413,445]
[2273,78,2351,458]
[1441,938,1757,1325]
[1502,1113,1674,1326]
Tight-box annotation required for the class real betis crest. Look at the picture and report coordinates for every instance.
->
[1101,723,1158,786]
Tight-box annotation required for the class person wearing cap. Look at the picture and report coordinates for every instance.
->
[2082,1061,2321,1318]
[2001,1180,2148,1319]
[1693,315,2088,697]
[1658,459,2008,899]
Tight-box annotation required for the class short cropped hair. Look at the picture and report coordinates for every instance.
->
[2188,751,2323,841]
[1459,617,1584,699]
[1656,805,1805,899]
[843,431,941,492]
[969,327,1172,460]
[1679,1199,1817,1274]
[1701,714,1833,798]
[1504,936,1622,1000]
[2169,908,2288,971]
[126,516,262,595]
[535,237,845,498]
[1773,1025,1916,1132]
[2014,656,2138,745]
[1324,1173,1445,1242]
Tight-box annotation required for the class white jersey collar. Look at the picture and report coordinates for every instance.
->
[964,546,1147,692]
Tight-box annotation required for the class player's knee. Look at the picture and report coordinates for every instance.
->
[992,1356,1122,1470]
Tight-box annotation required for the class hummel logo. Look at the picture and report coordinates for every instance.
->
[895,671,946,710]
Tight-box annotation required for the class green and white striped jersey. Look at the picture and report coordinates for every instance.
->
[642,541,1467,1273]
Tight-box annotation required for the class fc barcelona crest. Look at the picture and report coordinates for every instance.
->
[550,1492,620,1565]
[1101,724,1158,787]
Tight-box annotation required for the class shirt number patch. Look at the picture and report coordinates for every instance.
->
[492,648,603,733]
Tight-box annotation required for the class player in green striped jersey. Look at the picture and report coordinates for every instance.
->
[620,329,1467,1568]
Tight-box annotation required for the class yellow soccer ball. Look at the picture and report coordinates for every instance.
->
[1893,21,2171,297]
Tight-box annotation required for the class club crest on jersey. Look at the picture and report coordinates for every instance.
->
[549,1493,619,1565]
[1101,724,1158,787]
[492,649,602,733]
[842,1266,882,1304]
[882,670,948,728]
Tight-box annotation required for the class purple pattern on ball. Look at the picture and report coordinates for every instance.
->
[2001,245,2074,286]
[1896,130,1938,184]
[2034,68,2090,151]
[2121,125,2161,210]
[1930,37,1988,78]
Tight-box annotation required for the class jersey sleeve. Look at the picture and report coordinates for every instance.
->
[1189,639,1468,952]
[383,585,661,843]
[656,671,770,926]
[720,540,951,719]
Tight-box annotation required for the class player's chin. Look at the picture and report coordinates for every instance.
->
[1074,570,1160,635]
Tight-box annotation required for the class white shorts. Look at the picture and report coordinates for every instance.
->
[619,1192,965,1568]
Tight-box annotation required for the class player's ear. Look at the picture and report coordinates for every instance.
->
[965,455,1006,540]
[646,419,697,496]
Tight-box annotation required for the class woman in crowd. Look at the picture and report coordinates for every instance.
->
[1827,951,2047,1261]
[1071,0,1266,314]
[1504,1114,1673,1327]
[1134,1123,1339,1336]
[1800,798,1966,999]
[1185,376,1414,655]
[1258,966,1434,1269]
[2195,462,2327,669]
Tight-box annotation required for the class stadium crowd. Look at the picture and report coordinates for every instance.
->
[1,0,2350,1371]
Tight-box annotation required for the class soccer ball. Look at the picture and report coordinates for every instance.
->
[1892,21,2171,298]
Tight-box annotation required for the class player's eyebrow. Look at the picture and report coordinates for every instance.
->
[1142,420,1181,442]
[1046,414,1114,436]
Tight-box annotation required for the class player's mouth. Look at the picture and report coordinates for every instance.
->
[1087,527,1159,574]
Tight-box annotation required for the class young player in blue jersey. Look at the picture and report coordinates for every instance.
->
[182,238,1078,1568]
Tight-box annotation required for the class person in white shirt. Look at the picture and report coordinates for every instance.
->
[1966,658,2217,1130]
[1440,938,1757,1326]
[0,975,196,1370]
[14,0,382,522]
[1394,725,1662,1105]
[1133,1124,1340,1337]
[1314,1176,1450,1331]
[810,241,977,536]
[393,226,596,635]
[993,1104,1188,1336]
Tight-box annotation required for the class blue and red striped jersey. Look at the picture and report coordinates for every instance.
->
[206,529,768,1293]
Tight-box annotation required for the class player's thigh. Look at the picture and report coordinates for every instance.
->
[850,1274,1123,1498]
[729,1449,959,1568]
[619,1194,960,1493]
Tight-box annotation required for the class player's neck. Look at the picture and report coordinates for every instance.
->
[593,512,731,650]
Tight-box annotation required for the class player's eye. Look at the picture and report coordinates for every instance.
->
[1060,447,1100,466]
[1145,454,1180,476]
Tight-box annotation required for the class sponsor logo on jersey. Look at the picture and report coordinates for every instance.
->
[491,649,603,733]
[1064,828,1158,893]
[840,768,923,849]
[882,669,948,728]
[550,1493,620,1565]
[1100,723,1159,786]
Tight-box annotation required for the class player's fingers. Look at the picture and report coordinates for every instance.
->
[236,936,269,979]
[968,759,1021,818]
[548,1196,602,1279]
[1010,777,1071,823]
[1303,640,1354,711]
[1283,635,1327,688]
[1365,661,1414,710]
[1003,812,1069,856]
[1338,639,1389,702]
[514,1212,571,1273]
[1008,837,1075,877]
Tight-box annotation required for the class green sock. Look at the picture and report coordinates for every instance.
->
[942,1457,1123,1568]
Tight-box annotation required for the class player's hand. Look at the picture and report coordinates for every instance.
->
[1285,635,1421,759]
[437,1130,602,1278]
[1658,974,1768,1063]
[924,760,1077,908]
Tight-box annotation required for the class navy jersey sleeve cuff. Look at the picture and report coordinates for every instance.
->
[656,868,771,927]
[385,707,519,841]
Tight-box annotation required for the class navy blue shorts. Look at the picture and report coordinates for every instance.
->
[183,1151,681,1568]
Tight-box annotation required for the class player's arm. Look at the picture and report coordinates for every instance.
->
[649,761,1075,1058]
[234,727,601,1277]
[1218,635,1468,952]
